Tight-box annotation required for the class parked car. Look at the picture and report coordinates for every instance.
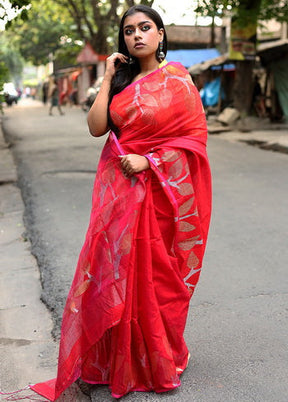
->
[3,82,19,106]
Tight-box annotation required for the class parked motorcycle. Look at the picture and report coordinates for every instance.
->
[82,87,97,112]
[81,77,103,112]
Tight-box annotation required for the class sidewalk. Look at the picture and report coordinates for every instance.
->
[0,105,91,400]
[0,115,58,395]
[207,114,288,153]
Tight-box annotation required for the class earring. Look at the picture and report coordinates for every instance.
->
[158,42,165,62]
[128,55,135,64]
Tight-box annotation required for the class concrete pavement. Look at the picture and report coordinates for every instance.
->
[207,114,288,153]
[0,100,90,401]
[1,98,288,401]
[0,111,57,395]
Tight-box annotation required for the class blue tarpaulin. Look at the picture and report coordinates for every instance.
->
[166,49,221,68]
[200,76,225,107]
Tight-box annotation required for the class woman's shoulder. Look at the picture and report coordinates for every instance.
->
[164,61,189,75]
[162,61,191,81]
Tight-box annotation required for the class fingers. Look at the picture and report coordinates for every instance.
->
[119,154,132,176]
[108,52,128,65]
[119,154,135,177]
[119,154,149,177]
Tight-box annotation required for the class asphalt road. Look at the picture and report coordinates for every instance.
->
[2,99,288,402]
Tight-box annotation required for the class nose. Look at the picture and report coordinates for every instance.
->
[134,27,142,39]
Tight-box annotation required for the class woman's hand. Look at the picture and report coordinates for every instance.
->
[105,52,128,79]
[120,154,149,177]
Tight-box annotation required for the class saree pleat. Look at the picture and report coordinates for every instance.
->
[31,62,211,400]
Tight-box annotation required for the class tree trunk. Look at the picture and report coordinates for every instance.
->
[209,16,215,48]
[233,60,254,116]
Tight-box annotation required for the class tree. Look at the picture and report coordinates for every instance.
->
[230,0,262,116]
[50,0,155,54]
[0,36,24,84]
[0,35,23,108]
[194,0,235,48]
[0,1,30,95]
[2,0,156,73]
[5,1,77,66]
[0,60,10,111]
[4,1,155,62]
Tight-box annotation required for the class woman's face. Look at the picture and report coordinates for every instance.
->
[123,12,164,60]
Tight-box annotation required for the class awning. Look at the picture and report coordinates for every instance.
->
[166,48,221,68]
[188,53,235,75]
[257,39,288,65]
[257,39,288,53]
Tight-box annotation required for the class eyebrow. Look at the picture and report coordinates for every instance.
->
[124,20,152,29]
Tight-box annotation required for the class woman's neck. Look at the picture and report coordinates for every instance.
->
[138,57,160,75]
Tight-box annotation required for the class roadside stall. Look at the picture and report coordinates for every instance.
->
[188,53,235,114]
[257,39,288,122]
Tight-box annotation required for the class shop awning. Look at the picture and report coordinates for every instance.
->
[166,48,221,68]
[188,53,235,75]
[257,39,288,65]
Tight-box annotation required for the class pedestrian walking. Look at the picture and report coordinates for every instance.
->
[48,78,64,116]
[42,80,49,104]
[30,4,212,400]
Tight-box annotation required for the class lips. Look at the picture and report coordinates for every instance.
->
[134,42,145,49]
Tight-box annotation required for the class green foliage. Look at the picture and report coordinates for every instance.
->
[8,0,30,7]
[194,0,288,25]
[0,0,30,28]
[1,0,156,68]
[194,0,235,18]
[258,0,288,23]
[5,0,75,66]
[54,42,84,70]
[0,36,23,85]
[49,0,155,54]
[0,60,10,110]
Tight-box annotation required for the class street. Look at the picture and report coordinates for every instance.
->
[1,98,288,402]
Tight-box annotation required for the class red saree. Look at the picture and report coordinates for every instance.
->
[31,62,212,400]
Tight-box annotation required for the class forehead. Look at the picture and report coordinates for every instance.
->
[123,12,155,27]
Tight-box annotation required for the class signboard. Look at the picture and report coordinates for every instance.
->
[229,18,257,61]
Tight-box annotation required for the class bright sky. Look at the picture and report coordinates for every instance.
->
[153,0,217,26]
[0,0,18,30]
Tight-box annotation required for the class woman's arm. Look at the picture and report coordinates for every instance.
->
[87,53,127,137]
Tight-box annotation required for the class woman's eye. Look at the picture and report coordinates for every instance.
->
[124,29,133,35]
[142,25,150,31]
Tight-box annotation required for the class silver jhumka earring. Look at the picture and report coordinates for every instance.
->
[158,42,165,62]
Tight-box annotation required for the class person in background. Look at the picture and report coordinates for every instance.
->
[42,80,49,104]
[48,78,64,116]
[252,75,266,118]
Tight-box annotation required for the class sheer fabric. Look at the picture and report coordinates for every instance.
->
[31,62,211,400]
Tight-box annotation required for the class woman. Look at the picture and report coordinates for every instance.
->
[32,5,212,400]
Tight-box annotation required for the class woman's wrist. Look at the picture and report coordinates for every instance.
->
[103,72,113,82]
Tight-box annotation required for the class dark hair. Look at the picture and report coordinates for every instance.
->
[108,5,167,134]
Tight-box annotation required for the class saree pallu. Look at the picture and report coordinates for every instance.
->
[31,62,212,400]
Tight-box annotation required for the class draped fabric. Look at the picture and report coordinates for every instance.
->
[31,62,212,400]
